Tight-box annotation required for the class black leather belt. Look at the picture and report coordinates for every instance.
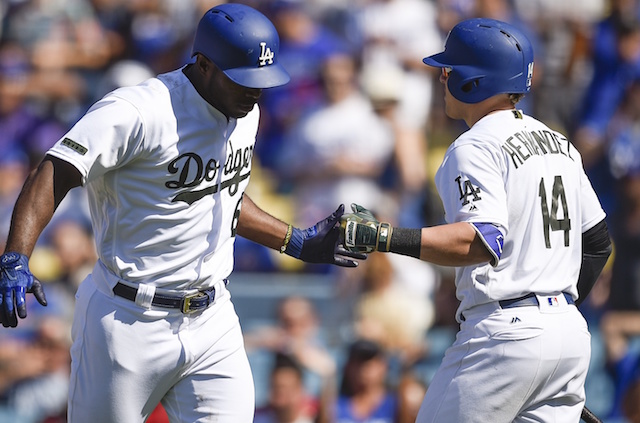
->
[499,292,574,309]
[113,282,217,314]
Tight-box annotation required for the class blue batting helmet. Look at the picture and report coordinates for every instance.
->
[192,3,290,89]
[423,18,534,104]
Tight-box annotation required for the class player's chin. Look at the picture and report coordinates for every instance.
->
[443,102,455,119]
[443,99,461,120]
[231,103,256,118]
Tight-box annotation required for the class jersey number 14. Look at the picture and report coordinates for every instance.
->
[539,175,571,248]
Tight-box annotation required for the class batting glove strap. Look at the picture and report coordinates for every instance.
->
[344,220,371,252]
[283,226,306,259]
[341,203,382,253]
[1,252,32,288]
[376,223,393,252]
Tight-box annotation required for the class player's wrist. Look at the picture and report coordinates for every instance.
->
[1,252,28,268]
[283,226,304,258]
[279,224,293,254]
[388,228,422,258]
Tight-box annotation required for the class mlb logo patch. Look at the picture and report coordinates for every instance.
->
[538,294,566,313]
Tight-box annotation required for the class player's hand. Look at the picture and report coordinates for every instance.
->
[285,204,367,267]
[340,203,393,253]
[0,252,47,328]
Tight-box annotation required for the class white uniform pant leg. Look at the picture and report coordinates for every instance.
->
[415,303,591,423]
[68,276,254,423]
[161,298,254,423]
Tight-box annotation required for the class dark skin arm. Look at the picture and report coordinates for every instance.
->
[4,155,82,256]
[236,194,288,251]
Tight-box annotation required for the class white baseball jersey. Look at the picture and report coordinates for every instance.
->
[434,109,605,319]
[47,68,257,291]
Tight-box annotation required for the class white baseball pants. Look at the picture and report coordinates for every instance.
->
[416,295,591,423]
[68,275,254,423]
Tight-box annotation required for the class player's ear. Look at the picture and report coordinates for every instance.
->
[194,54,212,75]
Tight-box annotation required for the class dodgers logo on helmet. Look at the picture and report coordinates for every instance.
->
[192,3,290,89]
[422,18,534,104]
[258,42,275,66]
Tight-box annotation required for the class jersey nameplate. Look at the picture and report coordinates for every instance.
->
[502,130,574,170]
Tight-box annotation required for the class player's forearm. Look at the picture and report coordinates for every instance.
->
[416,222,493,266]
[4,156,80,256]
[236,194,289,251]
[4,161,58,256]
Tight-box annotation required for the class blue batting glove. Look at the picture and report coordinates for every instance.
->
[0,252,47,328]
[284,204,367,267]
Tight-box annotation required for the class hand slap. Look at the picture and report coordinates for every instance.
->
[285,204,367,267]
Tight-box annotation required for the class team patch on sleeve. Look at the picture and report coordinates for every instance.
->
[61,138,88,155]
[455,176,481,206]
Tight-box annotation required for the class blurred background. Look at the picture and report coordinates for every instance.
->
[0,0,639,422]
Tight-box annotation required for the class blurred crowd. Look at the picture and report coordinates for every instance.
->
[1,0,640,421]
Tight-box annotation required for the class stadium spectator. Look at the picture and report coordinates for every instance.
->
[328,339,399,423]
[245,295,337,398]
[353,253,434,368]
[254,352,319,423]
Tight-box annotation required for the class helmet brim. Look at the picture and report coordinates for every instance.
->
[224,63,290,89]
[422,52,450,68]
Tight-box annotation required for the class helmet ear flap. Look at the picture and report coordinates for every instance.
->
[448,72,487,103]
[460,78,481,93]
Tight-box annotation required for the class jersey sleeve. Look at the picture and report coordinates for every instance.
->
[47,95,145,186]
[470,222,505,267]
[436,140,509,231]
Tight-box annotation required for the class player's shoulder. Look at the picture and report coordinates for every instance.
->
[97,70,185,123]
[448,115,505,154]
[108,74,168,104]
[455,110,572,149]
[517,112,584,163]
[469,110,585,169]
[105,68,193,106]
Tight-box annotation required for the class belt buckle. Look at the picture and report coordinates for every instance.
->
[181,291,207,314]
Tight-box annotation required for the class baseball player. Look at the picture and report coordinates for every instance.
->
[0,4,364,423]
[341,18,612,422]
